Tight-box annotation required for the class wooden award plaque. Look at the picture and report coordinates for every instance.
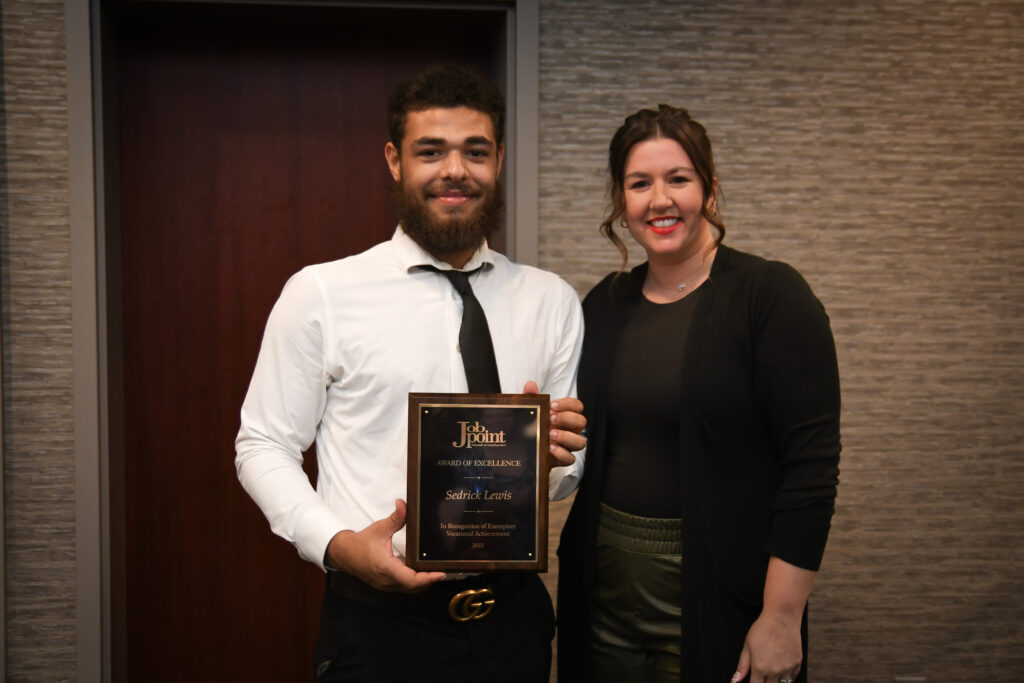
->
[406,392,549,572]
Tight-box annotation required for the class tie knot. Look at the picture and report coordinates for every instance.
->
[418,264,485,298]
[442,269,472,297]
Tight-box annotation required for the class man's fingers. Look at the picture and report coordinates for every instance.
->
[401,569,447,592]
[392,499,407,524]
[548,418,587,469]
[551,409,586,434]
[550,397,586,446]
[372,499,406,536]
[384,559,446,591]
[381,501,445,591]
[552,427,587,453]
[372,555,446,592]
[522,380,540,394]
[547,445,577,469]
[550,396,583,415]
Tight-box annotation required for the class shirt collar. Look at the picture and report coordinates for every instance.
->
[391,225,495,273]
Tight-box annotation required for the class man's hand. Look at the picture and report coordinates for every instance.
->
[324,499,446,592]
[522,381,586,469]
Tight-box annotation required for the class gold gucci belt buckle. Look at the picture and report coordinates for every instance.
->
[448,588,496,622]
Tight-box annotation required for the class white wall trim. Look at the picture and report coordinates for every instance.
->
[67,0,105,681]
[511,0,540,266]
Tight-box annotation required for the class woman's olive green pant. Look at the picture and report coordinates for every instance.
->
[589,503,683,683]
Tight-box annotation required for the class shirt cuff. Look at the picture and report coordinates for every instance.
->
[548,446,585,500]
[295,504,349,572]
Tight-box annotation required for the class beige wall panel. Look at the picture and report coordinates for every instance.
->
[538,0,1024,680]
[1,0,78,680]
[2,0,1022,680]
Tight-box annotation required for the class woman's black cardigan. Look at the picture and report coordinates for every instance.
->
[557,246,841,682]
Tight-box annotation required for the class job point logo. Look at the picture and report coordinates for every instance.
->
[451,421,507,449]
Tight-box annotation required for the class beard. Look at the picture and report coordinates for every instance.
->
[392,177,505,258]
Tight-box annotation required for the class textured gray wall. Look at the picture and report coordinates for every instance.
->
[538,0,1024,680]
[1,0,78,681]
[1,0,1022,681]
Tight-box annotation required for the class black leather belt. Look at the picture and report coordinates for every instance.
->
[328,570,525,621]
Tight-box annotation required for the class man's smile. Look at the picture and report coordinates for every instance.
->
[434,192,472,206]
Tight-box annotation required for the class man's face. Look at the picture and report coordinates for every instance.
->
[385,107,505,263]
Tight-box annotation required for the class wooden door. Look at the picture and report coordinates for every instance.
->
[107,4,503,680]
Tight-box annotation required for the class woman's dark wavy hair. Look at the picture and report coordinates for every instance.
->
[387,64,505,149]
[601,104,725,271]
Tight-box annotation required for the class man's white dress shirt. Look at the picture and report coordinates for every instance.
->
[235,228,585,570]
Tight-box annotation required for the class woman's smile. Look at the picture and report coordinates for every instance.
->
[648,216,681,234]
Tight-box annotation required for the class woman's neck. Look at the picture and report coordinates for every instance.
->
[643,243,718,304]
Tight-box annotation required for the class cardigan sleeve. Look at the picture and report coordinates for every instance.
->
[752,262,841,571]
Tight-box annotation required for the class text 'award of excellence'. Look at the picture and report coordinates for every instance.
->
[406,393,550,572]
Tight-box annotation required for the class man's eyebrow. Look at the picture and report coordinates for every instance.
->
[411,136,447,147]
[463,136,494,147]
[410,135,494,148]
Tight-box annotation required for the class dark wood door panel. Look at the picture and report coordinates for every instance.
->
[111,4,501,680]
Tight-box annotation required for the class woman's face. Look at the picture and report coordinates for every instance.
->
[622,136,713,262]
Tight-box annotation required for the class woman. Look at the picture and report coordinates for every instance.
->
[557,105,840,683]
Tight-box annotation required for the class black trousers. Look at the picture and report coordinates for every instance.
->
[314,572,554,683]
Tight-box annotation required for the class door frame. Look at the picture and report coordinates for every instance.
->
[66,1,540,680]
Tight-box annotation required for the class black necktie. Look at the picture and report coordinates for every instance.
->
[423,266,501,393]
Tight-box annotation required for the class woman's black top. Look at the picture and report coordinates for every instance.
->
[601,289,702,518]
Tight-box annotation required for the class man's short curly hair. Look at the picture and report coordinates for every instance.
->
[387,64,506,149]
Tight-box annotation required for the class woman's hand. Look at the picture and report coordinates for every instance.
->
[731,612,801,682]
[731,556,817,683]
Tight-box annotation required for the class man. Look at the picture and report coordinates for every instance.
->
[235,65,585,682]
